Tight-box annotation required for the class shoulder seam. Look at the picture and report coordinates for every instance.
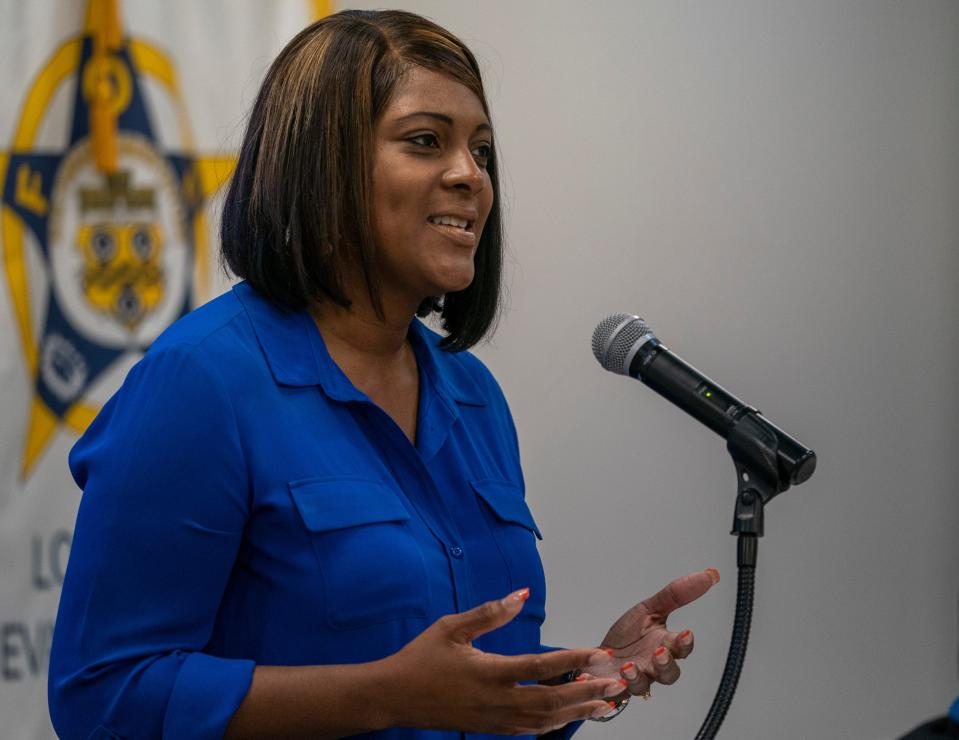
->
[148,304,248,356]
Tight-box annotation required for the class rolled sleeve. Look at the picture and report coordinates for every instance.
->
[49,342,254,739]
[163,653,255,739]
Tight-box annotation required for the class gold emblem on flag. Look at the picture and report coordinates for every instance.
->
[0,0,235,478]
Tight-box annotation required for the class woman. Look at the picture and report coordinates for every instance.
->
[49,10,719,739]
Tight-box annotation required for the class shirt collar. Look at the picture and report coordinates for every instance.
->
[233,281,487,407]
[408,317,487,408]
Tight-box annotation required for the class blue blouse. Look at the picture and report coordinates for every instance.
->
[49,282,572,740]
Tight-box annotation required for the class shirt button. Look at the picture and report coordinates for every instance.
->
[449,545,464,559]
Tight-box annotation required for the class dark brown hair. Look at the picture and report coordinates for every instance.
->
[220,9,502,351]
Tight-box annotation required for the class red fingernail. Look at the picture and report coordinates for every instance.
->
[618,678,628,687]
[575,674,587,682]
[607,701,617,709]
[503,587,530,606]
[654,646,667,657]
[604,648,614,657]
[621,661,635,671]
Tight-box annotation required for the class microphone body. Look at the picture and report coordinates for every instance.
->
[593,315,816,487]
[631,335,739,438]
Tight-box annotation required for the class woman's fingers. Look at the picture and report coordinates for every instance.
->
[528,702,621,733]
[546,677,628,704]
[651,645,681,685]
[489,647,614,684]
[618,661,652,696]
[522,698,622,734]
[662,629,694,659]
[510,677,626,733]
[639,569,720,619]
[440,588,530,644]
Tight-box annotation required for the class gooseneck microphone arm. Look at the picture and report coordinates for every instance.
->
[592,314,817,740]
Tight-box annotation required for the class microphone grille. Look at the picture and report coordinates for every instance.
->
[592,313,653,375]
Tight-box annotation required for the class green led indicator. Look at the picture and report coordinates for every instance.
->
[705,391,712,398]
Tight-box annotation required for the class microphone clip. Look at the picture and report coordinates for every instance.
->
[727,410,793,549]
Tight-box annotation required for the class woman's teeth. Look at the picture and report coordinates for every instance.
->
[429,215,469,230]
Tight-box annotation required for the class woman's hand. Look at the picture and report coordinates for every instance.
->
[379,589,625,735]
[585,569,720,699]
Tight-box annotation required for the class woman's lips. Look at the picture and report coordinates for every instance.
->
[427,220,476,246]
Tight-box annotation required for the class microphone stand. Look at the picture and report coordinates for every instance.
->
[695,411,804,740]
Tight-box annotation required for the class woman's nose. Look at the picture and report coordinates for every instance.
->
[442,147,486,192]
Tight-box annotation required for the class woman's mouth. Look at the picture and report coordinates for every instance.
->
[427,214,476,245]
[427,214,474,232]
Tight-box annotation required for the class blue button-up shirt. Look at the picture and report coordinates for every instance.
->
[50,282,572,740]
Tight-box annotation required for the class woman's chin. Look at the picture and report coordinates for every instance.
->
[428,266,475,296]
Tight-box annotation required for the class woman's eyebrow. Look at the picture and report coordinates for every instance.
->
[395,111,492,133]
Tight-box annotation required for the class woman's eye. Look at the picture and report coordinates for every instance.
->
[409,133,439,148]
[472,144,492,161]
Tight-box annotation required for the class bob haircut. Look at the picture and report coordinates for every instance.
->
[220,9,502,351]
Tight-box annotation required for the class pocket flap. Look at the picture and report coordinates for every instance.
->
[470,479,543,539]
[289,478,411,533]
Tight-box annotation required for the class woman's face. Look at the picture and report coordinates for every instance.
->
[369,66,494,306]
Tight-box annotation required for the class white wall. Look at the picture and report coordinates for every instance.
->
[349,2,959,738]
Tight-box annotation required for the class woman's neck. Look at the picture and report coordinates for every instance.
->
[312,265,425,348]
[311,300,410,359]
[308,281,422,380]
[310,287,422,444]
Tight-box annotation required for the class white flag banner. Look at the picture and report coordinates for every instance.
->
[0,1,326,736]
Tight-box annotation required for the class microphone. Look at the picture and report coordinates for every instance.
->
[592,314,816,488]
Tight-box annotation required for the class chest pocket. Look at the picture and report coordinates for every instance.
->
[289,478,430,630]
[470,479,546,624]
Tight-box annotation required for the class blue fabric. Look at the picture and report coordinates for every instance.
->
[50,282,577,740]
[949,697,959,723]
